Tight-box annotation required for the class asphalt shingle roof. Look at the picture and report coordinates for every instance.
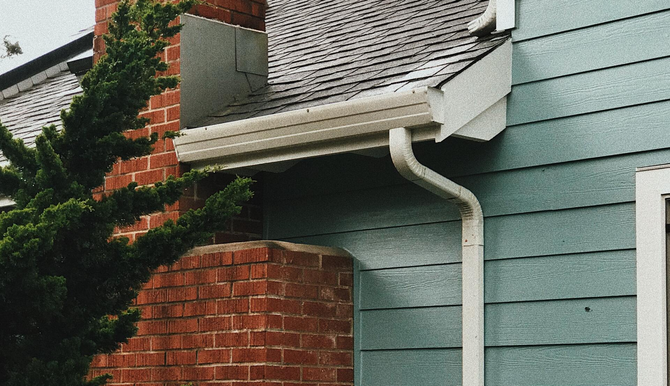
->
[198,0,508,126]
[0,68,82,165]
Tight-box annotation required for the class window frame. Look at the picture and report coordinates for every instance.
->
[636,164,670,386]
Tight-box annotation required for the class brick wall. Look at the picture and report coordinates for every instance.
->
[90,241,354,385]
[93,0,267,242]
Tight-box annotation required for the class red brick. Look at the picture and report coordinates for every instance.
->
[184,300,216,316]
[267,281,285,296]
[90,355,107,368]
[136,320,167,336]
[166,45,181,61]
[251,263,268,279]
[184,366,214,380]
[153,304,183,318]
[319,287,351,302]
[231,348,280,363]
[321,255,352,271]
[139,109,166,125]
[267,265,303,282]
[136,352,166,366]
[215,365,249,380]
[233,248,271,264]
[153,272,184,288]
[185,270,217,285]
[167,319,198,333]
[108,353,136,367]
[303,367,337,382]
[177,254,201,270]
[200,316,232,332]
[151,367,182,381]
[319,319,352,334]
[166,351,196,365]
[200,283,232,299]
[319,351,352,366]
[285,283,318,299]
[284,316,318,332]
[217,298,249,314]
[202,251,233,267]
[135,169,164,185]
[303,302,337,318]
[182,333,214,349]
[337,335,354,350]
[232,314,268,330]
[166,286,198,302]
[122,368,151,383]
[215,332,249,347]
[283,349,318,365]
[150,152,178,168]
[339,272,353,287]
[282,251,321,267]
[120,157,148,174]
[337,303,354,318]
[250,365,300,381]
[302,334,336,349]
[233,281,268,296]
[217,265,250,281]
[250,297,300,314]
[166,105,180,121]
[106,174,132,190]
[152,335,182,350]
[149,211,180,228]
[304,270,338,286]
[198,349,231,364]
[338,368,355,382]
[136,289,167,305]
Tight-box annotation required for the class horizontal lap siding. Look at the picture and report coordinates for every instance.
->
[264,4,670,385]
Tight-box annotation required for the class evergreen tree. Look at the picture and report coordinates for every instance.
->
[0,1,252,384]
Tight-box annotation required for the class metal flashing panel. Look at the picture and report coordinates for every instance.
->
[180,14,268,127]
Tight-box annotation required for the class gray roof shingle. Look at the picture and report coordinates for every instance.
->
[198,0,508,126]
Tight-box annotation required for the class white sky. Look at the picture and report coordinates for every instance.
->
[0,0,94,74]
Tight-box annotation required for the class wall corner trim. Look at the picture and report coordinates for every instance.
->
[636,163,670,386]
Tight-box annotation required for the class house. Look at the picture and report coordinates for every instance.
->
[2,0,670,385]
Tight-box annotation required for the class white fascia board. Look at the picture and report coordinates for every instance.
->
[496,0,516,31]
[442,39,512,141]
[174,40,512,171]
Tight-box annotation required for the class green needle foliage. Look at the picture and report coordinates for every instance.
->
[0,1,253,385]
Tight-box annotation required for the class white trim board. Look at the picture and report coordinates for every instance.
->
[497,0,516,31]
[636,163,670,386]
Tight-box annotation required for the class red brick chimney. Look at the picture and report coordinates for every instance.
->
[92,0,268,243]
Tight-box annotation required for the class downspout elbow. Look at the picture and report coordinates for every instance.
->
[468,0,497,37]
[389,127,483,245]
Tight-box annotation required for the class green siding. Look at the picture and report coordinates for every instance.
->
[513,0,667,41]
[513,11,670,84]
[508,55,670,126]
[485,344,636,386]
[263,2,670,384]
[360,297,635,350]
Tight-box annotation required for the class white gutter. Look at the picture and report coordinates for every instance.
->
[390,127,484,386]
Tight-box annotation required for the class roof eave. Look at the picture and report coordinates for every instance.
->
[174,39,512,173]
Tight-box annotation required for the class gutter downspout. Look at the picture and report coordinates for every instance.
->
[389,127,485,386]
